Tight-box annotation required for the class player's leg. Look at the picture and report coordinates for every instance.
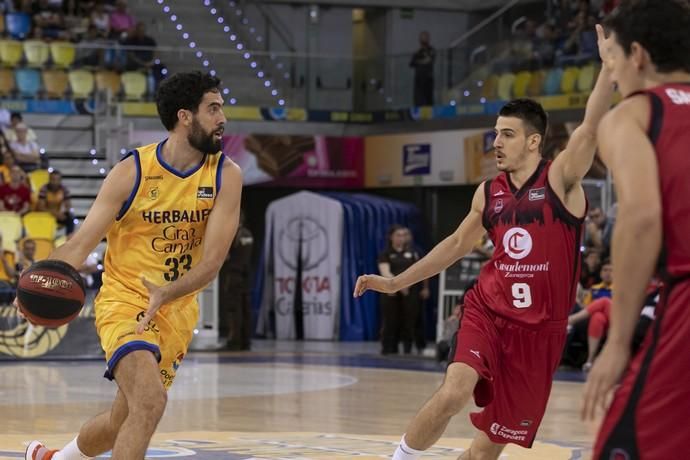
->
[110,349,167,458]
[392,362,480,460]
[25,391,130,460]
[457,431,506,460]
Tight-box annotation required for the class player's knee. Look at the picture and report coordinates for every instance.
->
[131,388,167,422]
[436,383,472,416]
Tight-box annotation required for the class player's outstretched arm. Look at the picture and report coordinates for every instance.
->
[552,25,615,190]
[353,183,486,297]
[136,159,242,333]
[49,156,137,269]
[582,96,662,421]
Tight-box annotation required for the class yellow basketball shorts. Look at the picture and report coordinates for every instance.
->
[94,295,199,389]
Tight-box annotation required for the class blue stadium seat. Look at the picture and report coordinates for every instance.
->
[543,68,564,96]
[5,13,31,40]
[15,68,42,97]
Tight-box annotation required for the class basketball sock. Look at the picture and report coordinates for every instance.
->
[54,437,93,460]
[392,435,424,460]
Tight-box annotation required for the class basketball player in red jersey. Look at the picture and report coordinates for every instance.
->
[582,1,690,458]
[353,27,614,460]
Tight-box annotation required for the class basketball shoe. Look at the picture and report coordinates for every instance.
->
[25,441,58,460]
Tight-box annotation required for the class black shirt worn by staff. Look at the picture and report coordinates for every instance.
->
[378,248,421,282]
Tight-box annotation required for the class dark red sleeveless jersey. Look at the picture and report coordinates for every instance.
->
[463,159,585,325]
[630,83,690,279]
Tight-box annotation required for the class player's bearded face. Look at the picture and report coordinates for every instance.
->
[188,116,223,155]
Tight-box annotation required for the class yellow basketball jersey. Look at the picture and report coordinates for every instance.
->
[98,140,225,308]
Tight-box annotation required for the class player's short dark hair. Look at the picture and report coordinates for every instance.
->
[603,0,690,73]
[155,71,222,131]
[498,98,548,150]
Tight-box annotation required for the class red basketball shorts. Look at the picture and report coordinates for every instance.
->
[450,301,567,448]
[593,281,690,460]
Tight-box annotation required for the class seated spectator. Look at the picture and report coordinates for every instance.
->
[33,0,69,40]
[585,206,612,257]
[90,0,111,38]
[9,123,41,172]
[580,247,601,288]
[76,24,109,67]
[0,166,31,214]
[0,232,17,286]
[15,238,36,273]
[583,258,612,305]
[36,170,75,235]
[122,22,157,71]
[3,113,37,143]
[0,150,16,185]
[109,0,134,39]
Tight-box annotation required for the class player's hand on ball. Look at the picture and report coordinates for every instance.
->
[581,342,631,421]
[353,274,395,297]
[136,277,168,334]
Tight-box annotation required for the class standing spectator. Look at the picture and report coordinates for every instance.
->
[377,224,423,355]
[9,123,41,172]
[404,227,430,353]
[219,210,254,350]
[3,113,37,143]
[0,166,31,214]
[409,31,435,106]
[109,0,134,39]
[122,22,157,71]
[36,170,75,235]
[15,238,36,273]
[90,0,110,38]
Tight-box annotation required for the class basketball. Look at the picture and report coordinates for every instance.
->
[16,260,86,328]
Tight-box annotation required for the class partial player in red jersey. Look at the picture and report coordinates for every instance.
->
[582,1,690,459]
[353,26,614,460]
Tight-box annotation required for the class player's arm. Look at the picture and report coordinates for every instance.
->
[48,156,137,269]
[551,25,615,190]
[153,160,242,303]
[354,183,486,296]
[597,97,662,348]
[582,96,662,419]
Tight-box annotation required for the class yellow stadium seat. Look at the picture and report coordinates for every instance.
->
[50,41,76,68]
[512,71,532,98]
[0,68,15,96]
[22,211,57,240]
[54,234,67,248]
[0,211,22,251]
[0,40,23,67]
[42,69,69,98]
[526,70,546,97]
[23,40,50,67]
[561,66,580,94]
[480,75,499,100]
[120,71,147,100]
[19,236,53,261]
[497,72,516,100]
[28,169,49,206]
[577,62,597,92]
[68,69,94,98]
[95,70,121,98]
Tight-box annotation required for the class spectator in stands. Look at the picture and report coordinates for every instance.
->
[4,113,37,143]
[36,170,75,235]
[33,0,69,40]
[90,0,110,38]
[580,247,601,288]
[585,206,612,256]
[0,233,17,292]
[583,258,612,305]
[76,24,108,67]
[9,123,41,172]
[409,31,435,106]
[15,238,36,273]
[0,166,31,215]
[0,150,16,185]
[109,0,134,39]
[123,21,157,71]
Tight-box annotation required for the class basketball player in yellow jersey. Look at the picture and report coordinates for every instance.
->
[24,72,243,460]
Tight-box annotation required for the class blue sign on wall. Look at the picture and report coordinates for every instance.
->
[402,143,431,176]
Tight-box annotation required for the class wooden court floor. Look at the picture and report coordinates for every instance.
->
[0,341,599,459]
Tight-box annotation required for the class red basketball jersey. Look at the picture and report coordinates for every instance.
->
[464,160,585,325]
[631,83,690,279]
